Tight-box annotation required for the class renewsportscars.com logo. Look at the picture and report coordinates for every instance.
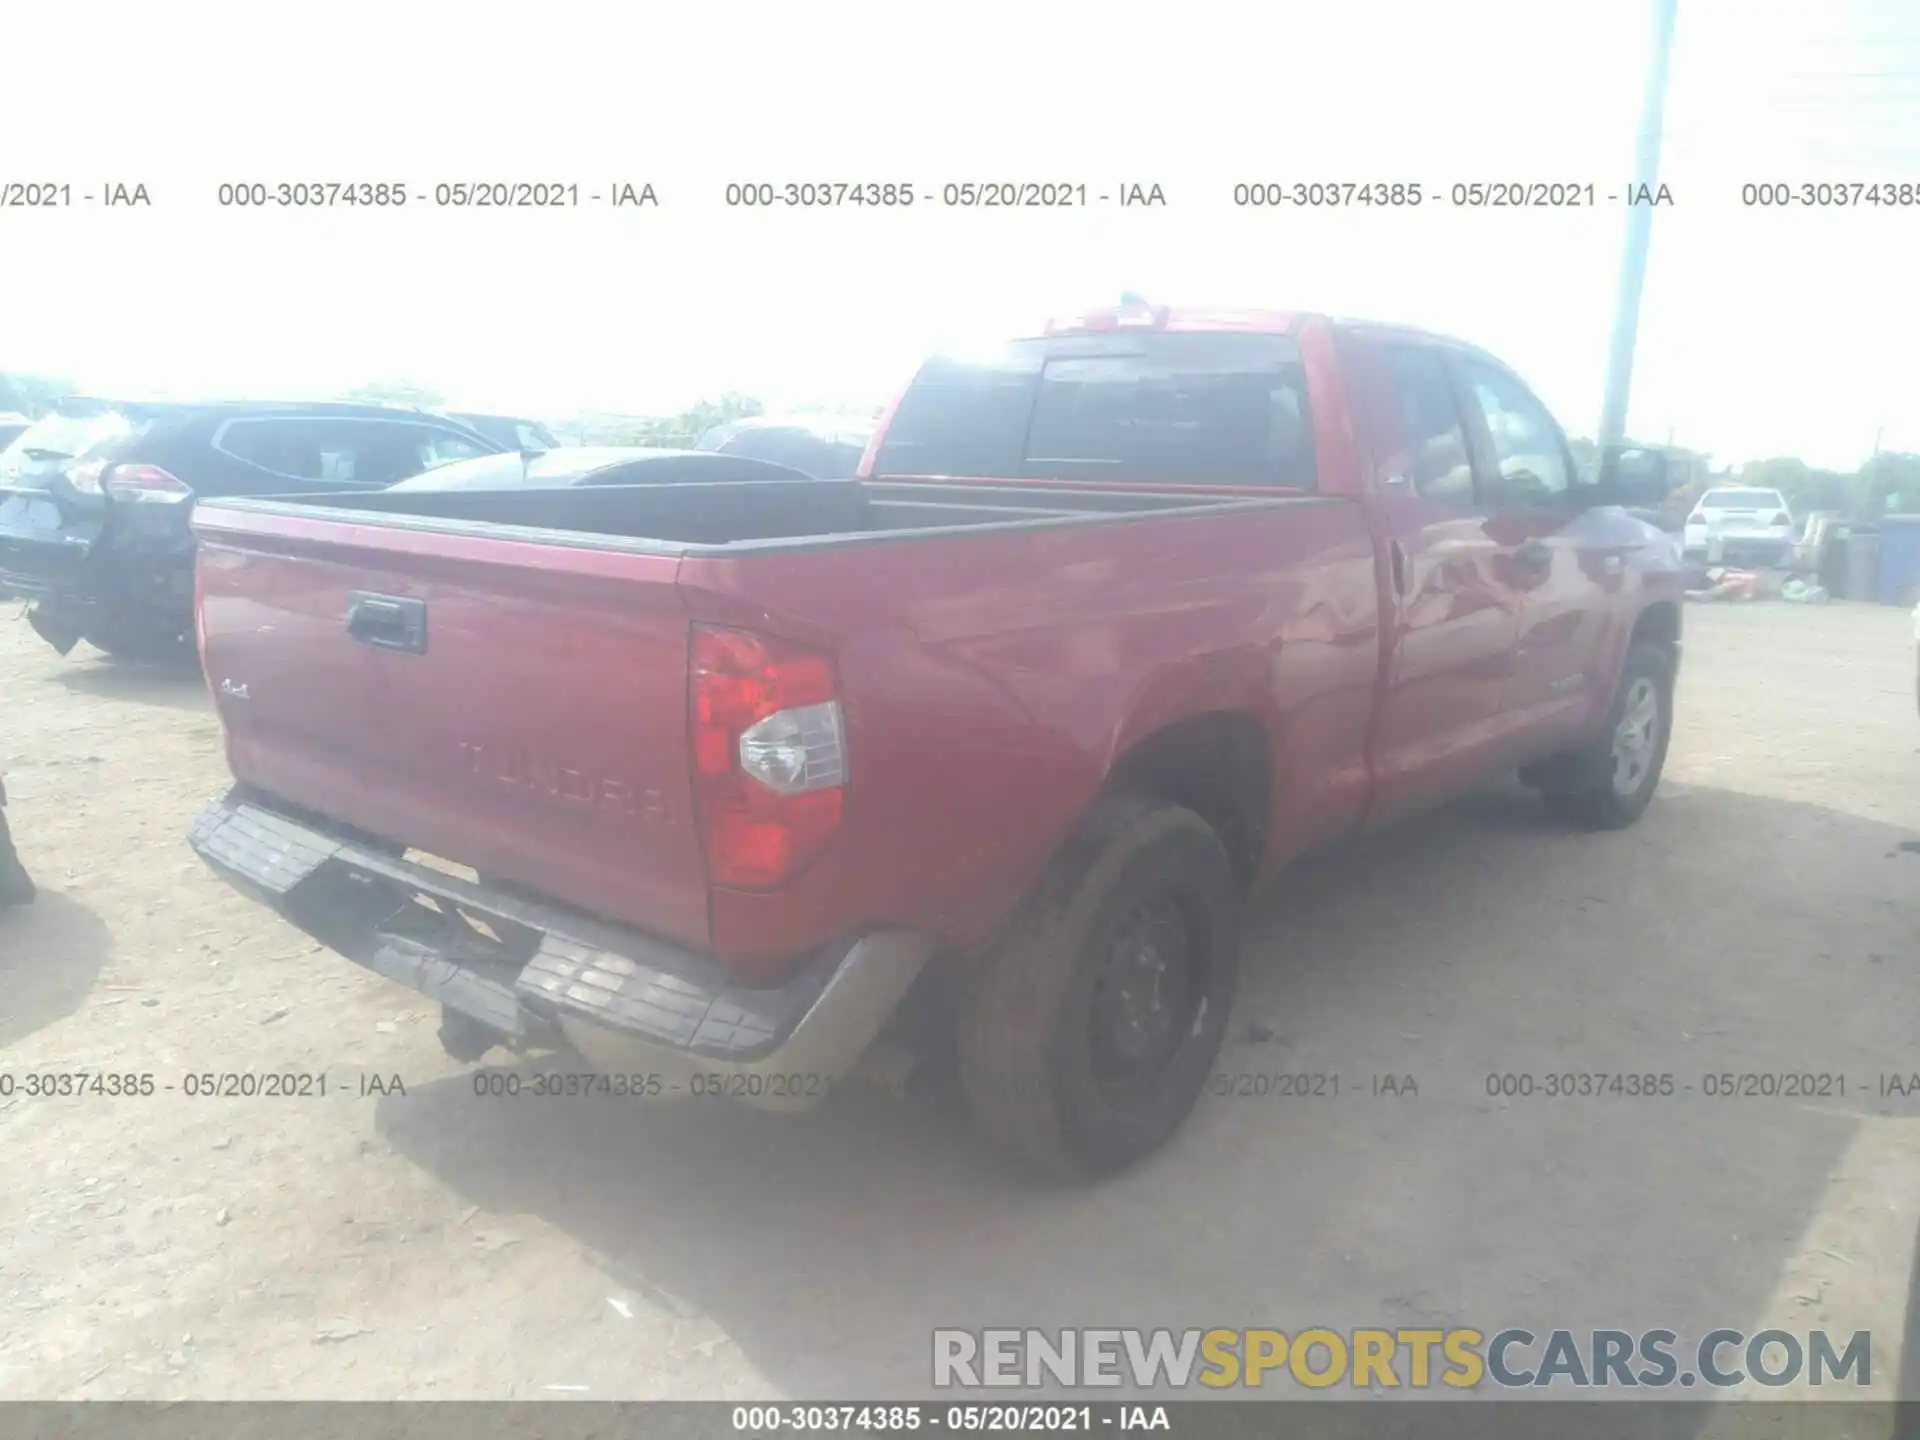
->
[932,1327,1872,1391]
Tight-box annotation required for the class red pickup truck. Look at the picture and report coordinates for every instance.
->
[188,304,1684,1178]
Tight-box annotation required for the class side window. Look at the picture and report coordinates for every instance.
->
[415,428,494,471]
[1024,333,1316,487]
[1382,346,1475,509]
[217,418,490,487]
[216,418,362,483]
[1457,361,1573,508]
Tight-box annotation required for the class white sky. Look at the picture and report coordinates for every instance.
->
[3,0,1916,468]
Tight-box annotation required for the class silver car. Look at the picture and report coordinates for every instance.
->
[1683,486,1795,566]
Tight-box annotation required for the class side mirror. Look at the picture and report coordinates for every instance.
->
[1598,447,1672,508]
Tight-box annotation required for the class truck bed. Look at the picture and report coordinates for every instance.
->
[199,475,1294,550]
[191,476,1373,980]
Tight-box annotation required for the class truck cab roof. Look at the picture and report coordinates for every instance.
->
[1036,304,1485,357]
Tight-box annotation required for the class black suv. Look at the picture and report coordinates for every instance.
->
[0,399,507,663]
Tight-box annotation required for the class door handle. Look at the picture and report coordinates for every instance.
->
[346,591,428,653]
[1515,540,1553,573]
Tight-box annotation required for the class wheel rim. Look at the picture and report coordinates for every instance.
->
[1610,676,1661,796]
[1089,890,1207,1098]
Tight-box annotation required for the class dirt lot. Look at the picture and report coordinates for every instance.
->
[4,601,1920,1404]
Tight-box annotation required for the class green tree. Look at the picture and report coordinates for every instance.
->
[674,392,765,440]
[1857,452,1920,518]
[612,393,767,449]
[1735,456,1852,514]
[0,372,78,416]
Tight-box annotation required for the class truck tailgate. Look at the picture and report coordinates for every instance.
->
[192,504,712,950]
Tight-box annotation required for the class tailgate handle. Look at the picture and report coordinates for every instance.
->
[346,592,428,654]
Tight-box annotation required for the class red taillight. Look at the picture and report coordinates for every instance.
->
[104,464,191,503]
[691,626,847,890]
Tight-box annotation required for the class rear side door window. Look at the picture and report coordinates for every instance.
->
[1381,345,1476,509]
[1453,360,1574,510]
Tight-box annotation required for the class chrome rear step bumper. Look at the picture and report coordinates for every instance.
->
[188,789,930,1110]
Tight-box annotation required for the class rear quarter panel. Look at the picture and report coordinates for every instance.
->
[678,500,1382,962]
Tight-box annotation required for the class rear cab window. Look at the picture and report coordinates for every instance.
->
[871,331,1317,488]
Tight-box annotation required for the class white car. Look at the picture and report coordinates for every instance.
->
[1683,486,1796,566]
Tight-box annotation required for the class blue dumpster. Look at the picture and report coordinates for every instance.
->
[1875,516,1920,605]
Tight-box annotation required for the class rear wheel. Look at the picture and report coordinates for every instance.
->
[437,1007,502,1063]
[0,806,33,907]
[1530,641,1675,830]
[957,795,1239,1180]
[85,618,196,668]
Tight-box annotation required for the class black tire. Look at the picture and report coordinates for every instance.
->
[85,622,195,668]
[438,1008,501,1063]
[0,804,32,908]
[1533,641,1675,830]
[957,795,1239,1180]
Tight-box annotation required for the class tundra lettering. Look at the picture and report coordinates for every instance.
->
[455,741,670,821]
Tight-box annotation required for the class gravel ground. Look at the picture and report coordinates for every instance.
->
[3,600,1920,1407]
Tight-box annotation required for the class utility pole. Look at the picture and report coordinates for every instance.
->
[1597,0,1681,479]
